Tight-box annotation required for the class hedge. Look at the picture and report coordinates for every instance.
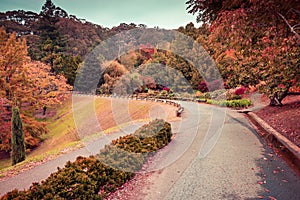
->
[1,119,172,200]
[98,119,172,172]
[206,99,251,108]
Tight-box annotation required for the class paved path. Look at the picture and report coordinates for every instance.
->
[0,122,144,196]
[1,98,300,199]
[138,101,300,200]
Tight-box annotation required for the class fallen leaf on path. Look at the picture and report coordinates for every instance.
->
[268,196,277,200]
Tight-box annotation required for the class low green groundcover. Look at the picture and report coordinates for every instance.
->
[206,99,251,108]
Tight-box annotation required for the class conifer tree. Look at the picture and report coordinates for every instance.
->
[11,107,26,165]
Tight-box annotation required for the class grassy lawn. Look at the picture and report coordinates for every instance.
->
[0,98,80,176]
[0,96,177,177]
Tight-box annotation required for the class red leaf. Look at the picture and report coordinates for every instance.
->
[268,196,277,200]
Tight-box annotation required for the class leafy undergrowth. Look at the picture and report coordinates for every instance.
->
[1,119,172,200]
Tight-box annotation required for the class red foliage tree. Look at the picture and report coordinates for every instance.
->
[187,0,300,105]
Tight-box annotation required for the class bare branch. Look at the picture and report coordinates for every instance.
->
[291,8,300,16]
[277,12,300,40]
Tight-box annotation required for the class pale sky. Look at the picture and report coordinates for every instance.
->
[0,0,198,29]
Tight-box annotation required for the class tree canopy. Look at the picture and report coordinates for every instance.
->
[187,0,300,105]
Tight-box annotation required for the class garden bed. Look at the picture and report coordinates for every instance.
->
[255,95,300,148]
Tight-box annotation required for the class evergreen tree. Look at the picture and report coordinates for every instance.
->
[27,0,81,85]
[37,9,66,71]
[11,107,26,165]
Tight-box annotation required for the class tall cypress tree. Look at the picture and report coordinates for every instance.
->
[11,107,26,165]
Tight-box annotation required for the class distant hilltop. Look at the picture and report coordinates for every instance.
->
[0,0,146,58]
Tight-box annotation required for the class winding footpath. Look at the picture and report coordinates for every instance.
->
[129,101,300,200]
[0,97,300,199]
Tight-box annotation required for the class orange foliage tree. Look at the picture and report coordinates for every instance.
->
[0,27,71,152]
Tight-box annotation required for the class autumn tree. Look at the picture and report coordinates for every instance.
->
[119,51,139,70]
[187,0,300,105]
[0,28,71,152]
[0,28,71,110]
[11,106,26,165]
[22,61,72,114]
[178,22,199,40]
[99,60,128,94]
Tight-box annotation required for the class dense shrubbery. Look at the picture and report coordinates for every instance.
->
[98,119,172,172]
[1,119,172,200]
[206,99,251,108]
[4,156,128,199]
[114,119,172,153]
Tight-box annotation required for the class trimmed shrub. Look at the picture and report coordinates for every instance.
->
[197,92,211,100]
[98,119,172,172]
[234,86,246,95]
[206,99,251,108]
[198,81,209,92]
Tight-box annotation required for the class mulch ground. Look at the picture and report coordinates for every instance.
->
[254,95,300,148]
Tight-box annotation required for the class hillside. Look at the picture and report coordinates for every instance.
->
[0,1,142,58]
[0,0,148,86]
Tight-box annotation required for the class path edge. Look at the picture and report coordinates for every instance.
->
[245,111,300,172]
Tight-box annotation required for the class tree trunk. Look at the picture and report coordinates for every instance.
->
[11,106,26,165]
[269,97,281,106]
[43,106,47,116]
[269,90,288,106]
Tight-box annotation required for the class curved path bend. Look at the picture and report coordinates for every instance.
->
[110,101,300,200]
[1,98,300,200]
